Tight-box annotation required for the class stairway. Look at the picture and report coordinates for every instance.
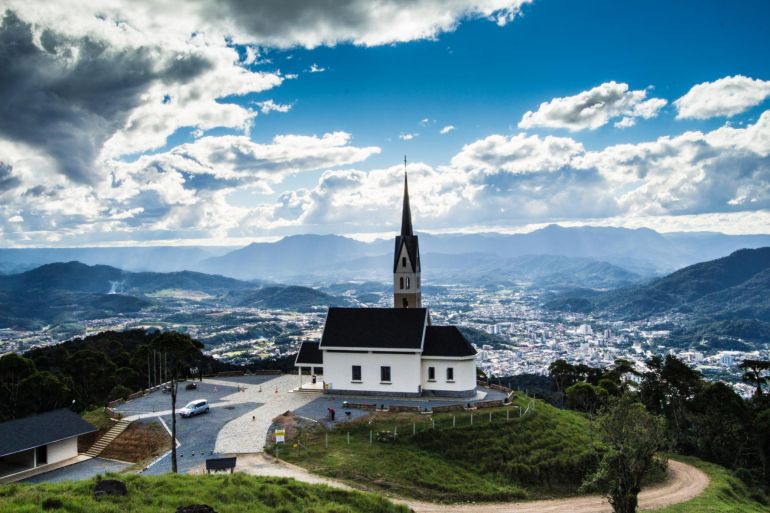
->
[84,418,131,458]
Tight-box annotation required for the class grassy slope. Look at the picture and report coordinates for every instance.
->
[0,473,408,513]
[279,395,601,502]
[650,456,768,513]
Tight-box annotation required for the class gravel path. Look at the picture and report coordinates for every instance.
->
[235,457,708,513]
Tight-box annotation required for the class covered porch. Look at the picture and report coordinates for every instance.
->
[294,341,324,392]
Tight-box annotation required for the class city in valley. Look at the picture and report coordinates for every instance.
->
[2,281,765,398]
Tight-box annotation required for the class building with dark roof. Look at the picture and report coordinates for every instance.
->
[295,170,477,397]
[0,409,96,482]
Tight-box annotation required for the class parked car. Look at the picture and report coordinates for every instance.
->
[179,399,209,417]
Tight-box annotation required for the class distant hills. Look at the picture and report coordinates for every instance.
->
[0,262,349,329]
[4,226,770,283]
[546,247,770,347]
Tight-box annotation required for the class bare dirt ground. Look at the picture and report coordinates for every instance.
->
[101,421,171,464]
[231,456,708,513]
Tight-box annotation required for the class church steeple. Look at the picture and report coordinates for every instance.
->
[394,157,421,309]
[401,165,413,237]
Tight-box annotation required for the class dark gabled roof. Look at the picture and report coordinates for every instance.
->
[295,341,323,365]
[423,326,477,357]
[319,307,427,350]
[0,409,96,458]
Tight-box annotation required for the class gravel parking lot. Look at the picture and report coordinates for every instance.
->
[108,374,508,472]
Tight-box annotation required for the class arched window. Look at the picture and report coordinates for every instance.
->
[402,297,409,308]
[406,277,411,289]
[399,277,404,289]
[402,256,407,267]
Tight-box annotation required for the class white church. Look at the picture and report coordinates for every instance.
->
[295,172,477,397]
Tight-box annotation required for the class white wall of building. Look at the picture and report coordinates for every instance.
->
[47,437,78,464]
[324,351,422,395]
[421,357,477,393]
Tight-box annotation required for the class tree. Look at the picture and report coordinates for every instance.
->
[0,354,36,420]
[566,381,608,448]
[582,395,668,513]
[64,350,117,406]
[740,360,770,398]
[549,359,577,405]
[152,332,203,473]
[17,371,72,418]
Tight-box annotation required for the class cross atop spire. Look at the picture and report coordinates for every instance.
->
[401,157,413,237]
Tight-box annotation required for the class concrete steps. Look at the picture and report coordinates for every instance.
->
[84,419,131,457]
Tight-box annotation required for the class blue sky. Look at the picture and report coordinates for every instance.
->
[1,0,770,246]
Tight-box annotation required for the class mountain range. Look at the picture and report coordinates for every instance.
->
[0,262,343,329]
[4,225,770,283]
[545,247,770,348]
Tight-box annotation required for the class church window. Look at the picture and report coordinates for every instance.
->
[446,367,454,382]
[380,366,391,383]
[399,277,404,289]
[402,256,406,267]
[352,365,362,382]
[406,277,410,289]
[428,367,435,381]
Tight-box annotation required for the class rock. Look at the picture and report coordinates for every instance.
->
[42,497,63,510]
[93,479,128,498]
[176,505,218,513]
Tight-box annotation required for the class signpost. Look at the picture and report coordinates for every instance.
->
[275,428,286,443]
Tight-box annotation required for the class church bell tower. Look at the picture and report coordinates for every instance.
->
[394,161,421,309]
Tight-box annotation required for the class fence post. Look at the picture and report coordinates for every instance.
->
[394,425,397,438]
[325,432,328,449]
[470,413,473,426]
[431,418,435,430]
[453,415,456,428]
[489,412,492,423]
[370,430,373,444]
[347,432,350,445]
[413,423,416,436]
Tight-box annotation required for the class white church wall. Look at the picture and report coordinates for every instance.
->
[324,351,422,396]
[421,357,477,394]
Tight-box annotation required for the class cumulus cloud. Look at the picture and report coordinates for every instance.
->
[256,99,294,114]
[205,0,533,48]
[674,75,770,119]
[307,63,326,73]
[400,133,418,141]
[440,125,456,134]
[258,111,770,235]
[518,81,667,132]
[0,162,21,192]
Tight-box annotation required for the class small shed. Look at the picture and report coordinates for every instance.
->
[0,409,96,482]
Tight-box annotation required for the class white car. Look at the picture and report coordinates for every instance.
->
[179,399,209,418]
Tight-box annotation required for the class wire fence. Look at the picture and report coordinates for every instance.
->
[271,400,537,458]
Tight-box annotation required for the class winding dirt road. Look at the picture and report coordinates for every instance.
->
[232,455,709,512]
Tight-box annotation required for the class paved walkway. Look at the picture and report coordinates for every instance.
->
[233,457,709,513]
[22,457,130,484]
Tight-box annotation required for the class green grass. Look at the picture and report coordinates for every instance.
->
[0,473,408,513]
[278,394,604,502]
[649,455,768,513]
[82,408,117,430]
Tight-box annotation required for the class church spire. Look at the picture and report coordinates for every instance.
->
[401,156,413,237]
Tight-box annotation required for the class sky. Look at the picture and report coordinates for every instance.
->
[1,0,770,247]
